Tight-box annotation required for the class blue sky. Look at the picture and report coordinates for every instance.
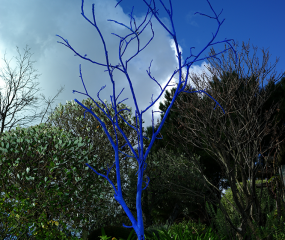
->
[0,0,284,239]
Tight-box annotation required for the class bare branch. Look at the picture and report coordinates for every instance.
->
[161,40,285,239]
[0,44,65,136]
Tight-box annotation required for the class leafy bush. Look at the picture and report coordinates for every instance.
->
[87,225,134,240]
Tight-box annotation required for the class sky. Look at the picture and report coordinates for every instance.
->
[0,0,284,238]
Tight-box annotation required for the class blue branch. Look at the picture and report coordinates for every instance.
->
[56,0,238,239]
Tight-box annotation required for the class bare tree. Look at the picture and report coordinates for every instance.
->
[156,40,285,239]
[0,44,65,136]
[0,44,66,224]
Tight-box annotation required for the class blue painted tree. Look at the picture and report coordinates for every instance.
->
[56,0,237,239]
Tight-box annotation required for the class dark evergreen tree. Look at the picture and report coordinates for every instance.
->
[137,68,285,228]
[253,76,285,169]
[121,70,233,228]
[109,68,285,232]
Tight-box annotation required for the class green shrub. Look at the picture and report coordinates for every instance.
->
[167,218,209,238]
[87,225,134,240]
[144,224,171,240]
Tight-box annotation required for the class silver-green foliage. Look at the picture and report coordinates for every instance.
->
[0,122,112,239]
[40,97,147,235]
